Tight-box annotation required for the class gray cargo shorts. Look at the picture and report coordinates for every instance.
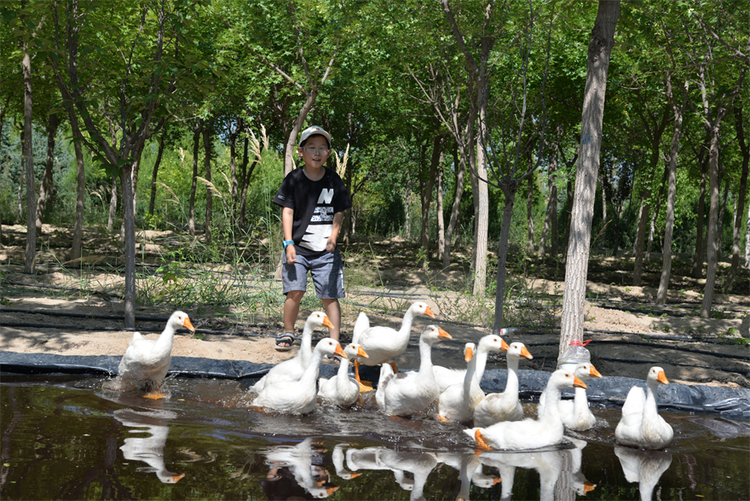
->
[282,248,346,299]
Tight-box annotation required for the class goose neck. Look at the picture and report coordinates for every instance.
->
[300,349,324,384]
[417,338,434,375]
[504,356,520,393]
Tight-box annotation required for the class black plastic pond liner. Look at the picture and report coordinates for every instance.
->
[1,352,748,418]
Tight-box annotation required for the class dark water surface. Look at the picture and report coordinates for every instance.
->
[1,375,748,500]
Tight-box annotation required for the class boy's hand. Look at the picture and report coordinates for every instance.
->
[286,244,297,263]
[326,238,337,253]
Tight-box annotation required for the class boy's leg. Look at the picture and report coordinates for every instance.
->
[284,290,305,334]
[321,298,340,341]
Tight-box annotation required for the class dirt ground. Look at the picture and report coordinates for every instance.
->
[1,225,749,389]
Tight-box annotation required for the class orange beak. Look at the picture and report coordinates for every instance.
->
[657,370,669,385]
[356,346,369,359]
[573,375,587,389]
[465,346,474,362]
[326,487,339,495]
[335,343,347,358]
[437,327,452,340]
[172,473,185,483]
[583,481,597,493]
[183,317,195,332]
[589,365,603,378]
[520,346,533,360]
[500,339,510,351]
[425,306,436,319]
[322,315,334,329]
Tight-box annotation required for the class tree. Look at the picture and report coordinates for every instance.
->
[559,0,621,357]
[48,0,206,327]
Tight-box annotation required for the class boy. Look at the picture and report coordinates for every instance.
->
[272,126,352,351]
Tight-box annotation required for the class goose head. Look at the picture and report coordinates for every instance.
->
[410,301,437,319]
[305,311,335,330]
[478,334,509,353]
[169,311,195,333]
[345,343,368,360]
[421,325,452,344]
[575,363,602,381]
[550,370,587,390]
[648,366,670,385]
[464,343,476,362]
[316,338,347,359]
[506,342,533,360]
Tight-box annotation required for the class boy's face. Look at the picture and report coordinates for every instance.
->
[297,135,331,170]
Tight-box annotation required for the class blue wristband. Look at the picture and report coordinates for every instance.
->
[283,240,295,249]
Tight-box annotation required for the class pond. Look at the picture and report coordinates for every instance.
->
[1,374,748,500]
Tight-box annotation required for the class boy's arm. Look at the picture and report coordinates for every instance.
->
[326,212,344,253]
[282,206,296,263]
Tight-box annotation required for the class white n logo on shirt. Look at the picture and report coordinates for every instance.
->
[317,189,334,204]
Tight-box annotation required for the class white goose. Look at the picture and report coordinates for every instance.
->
[352,301,436,384]
[615,366,674,450]
[375,361,395,410]
[437,343,483,423]
[264,438,339,498]
[318,343,370,407]
[615,446,672,501]
[472,342,533,427]
[253,311,333,392]
[465,370,586,450]
[252,338,346,415]
[538,362,602,431]
[378,325,452,417]
[117,310,195,398]
[433,333,509,392]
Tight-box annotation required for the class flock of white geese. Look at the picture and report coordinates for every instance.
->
[112,304,674,453]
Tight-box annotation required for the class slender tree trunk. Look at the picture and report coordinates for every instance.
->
[657,76,687,305]
[526,172,535,255]
[692,148,708,277]
[632,184,651,285]
[746,198,750,268]
[404,181,412,238]
[148,134,165,216]
[437,163,445,263]
[729,104,748,283]
[121,161,137,328]
[108,177,117,233]
[188,128,200,236]
[493,184,518,331]
[70,133,86,260]
[36,113,60,235]
[559,0,620,357]
[538,143,558,258]
[646,167,668,261]
[701,122,722,318]
[238,135,250,230]
[229,122,240,214]
[473,64,491,297]
[444,144,467,268]
[203,127,212,245]
[23,51,36,274]
[420,136,442,259]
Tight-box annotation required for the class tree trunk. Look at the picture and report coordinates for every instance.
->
[646,166,668,261]
[238,136,258,232]
[107,177,117,233]
[437,162,445,264]
[729,104,748,284]
[692,150,708,277]
[493,184,518,332]
[147,134,165,216]
[121,162,137,328]
[284,91,317,176]
[632,185,651,286]
[188,127,200,236]
[559,0,620,358]
[656,76,688,305]
[229,121,240,214]
[538,143,558,258]
[472,53,491,297]
[444,143,467,268]
[526,172,535,255]
[36,113,60,235]
[746,197,750,268]
[23,51,36,274]
[420,136,442,259]
[203,127,212,245]
[70,134,86,260]
[701,122,722,318]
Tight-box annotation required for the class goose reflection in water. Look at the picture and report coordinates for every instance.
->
[479,439,595,501]
[262,438,339,499]
[112,408,185,484]
[615,446,672,501]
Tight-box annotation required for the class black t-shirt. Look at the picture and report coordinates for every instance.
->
[273,167,352,257]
